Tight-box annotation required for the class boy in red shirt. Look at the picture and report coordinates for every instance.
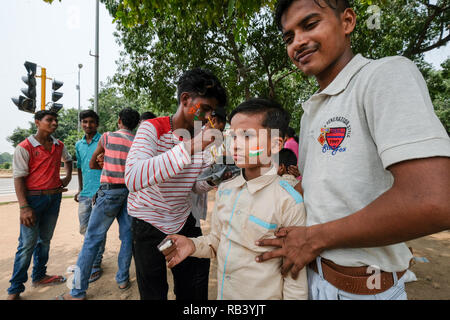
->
[7,110,72,300]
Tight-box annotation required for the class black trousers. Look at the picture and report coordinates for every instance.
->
[131,214,210,300]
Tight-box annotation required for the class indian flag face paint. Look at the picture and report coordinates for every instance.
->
[249,147,264,157]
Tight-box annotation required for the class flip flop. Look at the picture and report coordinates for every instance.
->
[53,293,86,300]
[89,266,103,283]
[118,280,130,291]
[32,275,67,288]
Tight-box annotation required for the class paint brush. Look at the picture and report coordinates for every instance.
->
[207,116,216,129]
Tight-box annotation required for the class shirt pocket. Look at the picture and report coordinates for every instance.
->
[243,214,278,252]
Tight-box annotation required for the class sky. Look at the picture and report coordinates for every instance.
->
[0,0,120,154]
[0,0,449,155]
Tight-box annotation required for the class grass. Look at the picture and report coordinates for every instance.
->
[0,194,74,206]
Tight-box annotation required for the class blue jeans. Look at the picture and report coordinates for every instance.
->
[70,187,132,298]
[78,196,106,267]
[7,193,62,295]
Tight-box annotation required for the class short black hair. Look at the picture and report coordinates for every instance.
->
[229,98,290,137]
[275,0,351,30]
[177,68,227,108]
[286,127,296,138]
[278,148,298,167]
[79,109,99,124]
[119,108,140,131]
[140,111,157,121]
[212,107,227,123]
[34,110,58,121]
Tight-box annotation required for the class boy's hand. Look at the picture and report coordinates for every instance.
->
[20,207,36,228]
[222,171,234,181]
[185,121,223,154]
[60,176,71,188]
[287,165,301,178]
[162,235,196,268]
[96,153,104,168]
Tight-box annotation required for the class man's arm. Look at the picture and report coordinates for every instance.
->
[89,140,105,170]
[61,160,73,187]
[125,121,192,192]
[164,190,223,267]
[257,157,450,278]
[74,168,83,202]
[192,150,215,194]
[60,145,73,187]
[14,177,35,228]
[12,145,35,227]
[125,120,221,192]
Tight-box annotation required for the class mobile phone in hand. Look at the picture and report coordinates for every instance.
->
[157,238,173,252]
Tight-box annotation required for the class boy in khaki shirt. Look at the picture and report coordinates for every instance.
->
[162,98,308,300]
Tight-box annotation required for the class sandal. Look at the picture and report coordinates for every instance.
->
[118,280,130,291]
[32,275,66,288]
[89,266,103,283]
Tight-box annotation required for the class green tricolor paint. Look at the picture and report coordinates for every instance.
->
[194,111,205,121]
[249,147,264,157]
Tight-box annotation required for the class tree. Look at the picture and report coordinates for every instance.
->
[0,152,13,165]
[41,0,450,135]
[97,0,449,134]
[423,58,450,133]
[7,125,36,148]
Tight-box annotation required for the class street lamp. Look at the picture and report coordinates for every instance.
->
[77,63,83,132]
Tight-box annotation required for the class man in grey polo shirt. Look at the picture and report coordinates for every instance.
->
[256,0,450,300]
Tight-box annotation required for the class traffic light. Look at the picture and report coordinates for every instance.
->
[49,79,63,113]
[11,61,37,113]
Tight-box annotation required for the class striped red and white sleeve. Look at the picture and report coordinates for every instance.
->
[125,121,192,192]
[192,151,215,194]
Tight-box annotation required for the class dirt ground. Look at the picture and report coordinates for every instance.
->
[0,191,448,300]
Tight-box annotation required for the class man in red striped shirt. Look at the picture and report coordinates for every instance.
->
[60,108,140,300]
[125,68,227,300]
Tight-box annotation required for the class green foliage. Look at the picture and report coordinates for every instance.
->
[7,124,36,148]
[0,152,12,165]
[423,58,450,133]
[42,0,448,134]
[100,0,449,134]
[1,162,11,170]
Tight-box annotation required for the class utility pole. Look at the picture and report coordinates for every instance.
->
[77,64,83,132]
[89,0,100,112]
[94,0,99,113]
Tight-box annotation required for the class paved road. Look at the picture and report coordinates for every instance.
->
[0,177,79,197]
[0,175,78,203]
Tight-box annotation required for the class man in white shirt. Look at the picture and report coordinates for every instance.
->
[256,0,450,300]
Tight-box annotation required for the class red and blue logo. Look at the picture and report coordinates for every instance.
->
[318,117,351,155]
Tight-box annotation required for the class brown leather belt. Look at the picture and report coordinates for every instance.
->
[27,187,67,196]
[308,257,406,295]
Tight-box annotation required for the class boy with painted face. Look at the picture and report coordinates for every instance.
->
[162,98,308,300]
[125,68,227,300]
[256,0,450,300]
